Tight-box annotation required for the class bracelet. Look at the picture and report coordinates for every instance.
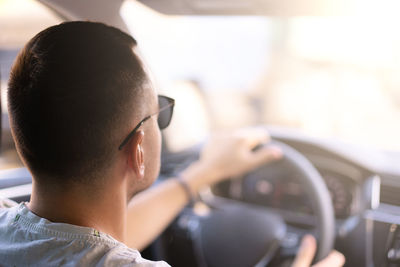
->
[176,176,196,206]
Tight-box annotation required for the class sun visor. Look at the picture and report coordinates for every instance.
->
[138,0,355,16]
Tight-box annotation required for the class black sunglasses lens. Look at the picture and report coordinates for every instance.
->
[157,96,173,129]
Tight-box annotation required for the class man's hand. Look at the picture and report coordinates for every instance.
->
[292,235,345,267]
[197,127,282,185]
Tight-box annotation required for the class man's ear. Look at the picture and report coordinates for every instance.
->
[128,130,145,179]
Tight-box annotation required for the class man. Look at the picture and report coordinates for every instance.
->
[0,21,344,266]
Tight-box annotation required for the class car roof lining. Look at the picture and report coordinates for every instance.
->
[38,0,353,31]
[38,0,129,31]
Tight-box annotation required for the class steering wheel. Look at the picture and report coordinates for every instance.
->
[196,141,335,266]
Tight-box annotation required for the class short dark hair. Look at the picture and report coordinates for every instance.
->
[8,21,147,184]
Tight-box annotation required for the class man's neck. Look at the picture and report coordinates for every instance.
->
[27,178,128,242]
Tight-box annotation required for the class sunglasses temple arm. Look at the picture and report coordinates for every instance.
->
[118,117,149,150]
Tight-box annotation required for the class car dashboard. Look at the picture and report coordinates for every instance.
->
[156,128,400,267]
[1,128,400,267]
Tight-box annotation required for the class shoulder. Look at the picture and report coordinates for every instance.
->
[95,244,170,267]
[0,198,18,209]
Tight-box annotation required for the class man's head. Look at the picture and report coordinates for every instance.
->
[8,21,161,191]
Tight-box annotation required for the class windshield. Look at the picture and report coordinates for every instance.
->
[1,0,400,164]
[121,1,400,152]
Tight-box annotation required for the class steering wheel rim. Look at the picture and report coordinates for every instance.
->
[271,140,335,262]
[157,140,335,266]
[199,140,335,265]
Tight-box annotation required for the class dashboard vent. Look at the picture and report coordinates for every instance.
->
[380,184,400,206]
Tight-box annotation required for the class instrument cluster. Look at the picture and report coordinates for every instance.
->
[213,167,356,219]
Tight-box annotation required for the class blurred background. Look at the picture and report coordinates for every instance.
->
[1,0,400,165]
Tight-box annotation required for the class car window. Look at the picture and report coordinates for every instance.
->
[121,0,400,152]
[0,0,62,169]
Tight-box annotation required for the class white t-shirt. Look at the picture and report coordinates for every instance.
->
[0,200,170,267]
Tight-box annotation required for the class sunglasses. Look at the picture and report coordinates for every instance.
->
[118,95,175,150]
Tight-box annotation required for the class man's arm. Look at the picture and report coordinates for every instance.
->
[124,161,217,251]
[125,128,282,251]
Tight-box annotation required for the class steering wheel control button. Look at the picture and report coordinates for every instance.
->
[281,232,299,248]
[387,248,400,262]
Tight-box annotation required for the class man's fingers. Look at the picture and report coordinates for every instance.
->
[292,235,317,267]
[236,127,270,148]
[252,145,283,166]
[312,251,345,267]
[292,235,345,267]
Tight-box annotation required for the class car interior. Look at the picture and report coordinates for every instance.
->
[1,0,400,266]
